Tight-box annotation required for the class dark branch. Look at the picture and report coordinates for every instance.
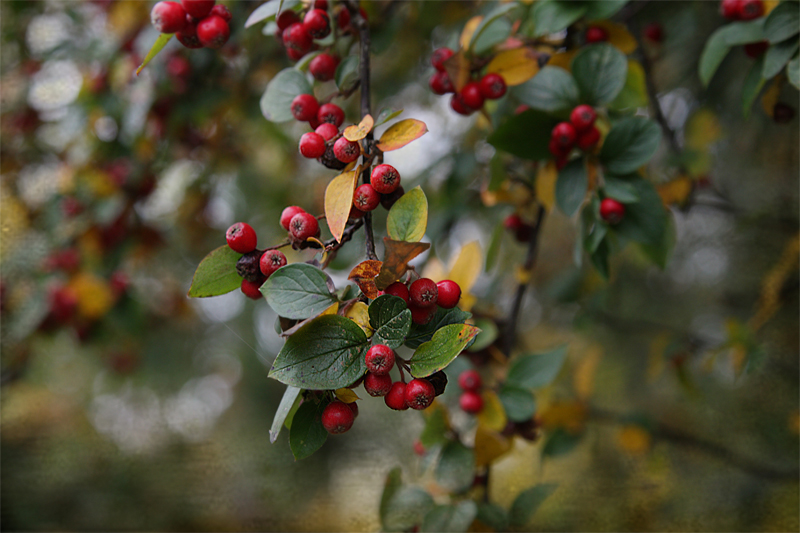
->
[322,218,365,267]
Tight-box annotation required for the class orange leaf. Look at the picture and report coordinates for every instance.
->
[376,119,428,152]
[348,260,383,299]
[343,114,374,142]
[485,47,540,86]
[443,52,471,92]
[590,20,638,55]
[324,170,359,243]
[376,238,430,289]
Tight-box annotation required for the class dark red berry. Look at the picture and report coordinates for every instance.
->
[576,126,600,151]
[210,4,232,21]
[321,401,355,434]
[309,53,338,81]
[385,382,409,410]
[459,390,483,414]
[283,23,313,59]
[365,344,395,375]
[313,0,328,9]
[181,0,215,19]
[280,206,305,231]
[336,7,351,30]
[291,93,319,122]
[570,104,596,132]
[333,136,360,163]
[176,17,203,48]
[461,82,485,110]
[260,249,287,277]
[317,103,345,127]
[380,186,405,210]
[739,0,764,20]
[744,40,769,58]
[436,280,461,309]
[409,304,436,325]
[226,222,257,253]
[409,278,438,308]
[450,93,473,116]
[429,71,454,95]
[404,378,435,410]
[48,285,77,323]
[353,183,380,212]
[241,278,263,300]
[458,369,482,391]
[196,15,230,49]
[299,131,326,158]
[236,250,265,282]
[277,9,300,31]
[548,138,570,159]
[151,1,187,33]
[315,122,339,141]
[303,9,331,39]
[721,0,742,19]
[289,212,320,241]
[364,372,393,396]
[585,26,609,43]
[384,282,409,305]
[370,164,401,194]
[479,73,507,99]
[348,401,359,418]
[553,122,577,148]
[348,205,365,220]
[643,22,663,43]
[774,102,795,123]
[431,47,454,72]
[599,198,626,224]
[166,55,191,78]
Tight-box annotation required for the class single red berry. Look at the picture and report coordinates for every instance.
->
[196,15,230,49]
[744,40,769,58]
[317,103,345,127]
[459,390,484,414]
[599,198,626,224]
[348,205,365,220]
[280,206,305,231]
[291,94,319,122]
[309,53,338,81]
[515,104,531,115]
[289,212,320,241]
[283,22,313,59]
[739,0,764,20]
[570,104,597,132]
[431,47,454,72]
[336,7,351,30]
[166,55,191,78]
[585,26,609,43]
[260,250,287,277]
[348,401,359,418]
[241,278,263,300]
[720,0,742,18]
[404,378,435,410]
[181,0,215,19]
[276,9,300,31]
[409,303,436,325]
[315,122,339,141]
[385,381,409,410]
[364,372,393,396]
[151,1,187,33]
[479,73,507,99]
[176,17,203,48]
[384,282,410,305]
[552,122,577,148]
[409,278,438,308]
[313,0,328,10]
[643,22,663,43]
[461,82,485,110]
[353,183,380,212]
[299,132,326,158]
[370,164,401,194]
[49,285,78,323]
[429,71,455,95]
[436,280,461,309]
[458,369,482,391]
[576,126,600,151]
[365,344,395,375]
[504,214,524,232]
[450,93,474,116]
[110,271,128,296]
[333,136,360,163]
[309,116,321,130]
[321,401,355,434]
[380,186,405,210]
[303,9,331,39]
[210,4,232,21]
[413,440,426,456]
[226,222,257,253]
[548,138,570,159]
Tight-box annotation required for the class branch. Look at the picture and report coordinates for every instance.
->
[321,218,364,267]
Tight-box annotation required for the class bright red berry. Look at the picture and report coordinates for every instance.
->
[599,198,626,224]
[276,9,300,31]
[436,280,461,309]
[315,122,339,141]
[309,53,338,81]
[317,103,345,127]
[744,40,769,58]
[226,222,257,253]
[570,104,597,132]
[384,282,410,305]
[364,372,393,396]
[643,22,663,43]
[370,164,401,194]
[280,206,305,231]
[241,278,263,300]
[333,136,360,163]
[739,0,764,20]
[450,93,473,116]
[385,382,409,410]
[461,82,485,110]
[404,378,435,410]
[299,132,326,158]
[291,94,319,122]
[720,0,742,18]
[196,15,230,49]
[321,401,355,434]
[210,4,232,21]
[289,212,320,241]
[365,344,395,375]
[585,26,609,43]
[458,369,482,391]
[151,1,187,33]
[283,23,313,59]
[479,73,507,99]
[260,249,287,277]
[409,278,438,308]
[353,183,380,212]
[459,390,484,414]
[409,304,436,325]
[303,9,331,39]
[552,122,577,148]
[181,0,215,19]
[176,17,203,48]
[429,71,455,95]
[576,126,600,151]
[431,47,454,72]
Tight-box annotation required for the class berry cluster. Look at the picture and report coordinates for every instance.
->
[720,0,764,20]
[225,221,288,300]
[274,1,367,61]
[457,369,484,414]
[150,0,232,49]
[383,277,461,326]
[427,48,507,116]
[548,104,600,168]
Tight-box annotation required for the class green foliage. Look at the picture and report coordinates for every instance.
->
[409,324,481,378]
[514,66,580,113]
[612,177,667,247]
[245,0,301,27]
[187,245,243,298]
[421,501,477,533]
[420,408,449,447]
[288,400,328,460]
[469,3,518,53]
[386,186,428,242]
[335,55,360,92]
[405,307,472,349]
[498,385,537,422]
[136,33,173,76]
[260,68,313,122]
[270,385,303,443]
[763,39,799,79]
[375,108,404,127]
[506,346,568,389]
[262,263,337,320]
[743,56,767,117]
[530,0,587,38]
[543,428,582,457]
[476,503,509,532]
[435,441,475,492]
[381,468,435,532]
[699,20,765,86]
[571,44,628,105]
[599,117,662,175]
[556,158,588,216]
[763,1,800,44]
[487,109,559,161]
[368,295,412,349]
[602,175,641,203]
[508,484,557,527]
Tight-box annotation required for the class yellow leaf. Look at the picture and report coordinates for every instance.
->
[761,77,782,118]
[475,423,513,467]
[536,161,557,211]
[343,114,374,142]
[573,345,602,400]
[377,119,428,152]
[447,241,482,293]
[460,16,483,49]
[684,108,722,151]
[546,50,576,71]
[324,170,359,243]
[657,176,693,207]
[477,390,507,432]
[69,273,115,320]
[590,20,638,55]
[443,52,471,92]
[514,265,533,285]
[484,47,540,86]
[348,260,383,300]
[539,401,586,433]
[345,301,373,337]
[420,257,447,283]
[335,388,360,403]
[617,425,651,454]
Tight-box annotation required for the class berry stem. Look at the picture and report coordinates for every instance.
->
[263,240,292,252]
[321,218,365,267]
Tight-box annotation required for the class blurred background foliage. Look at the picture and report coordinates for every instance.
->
[0,0,798,531]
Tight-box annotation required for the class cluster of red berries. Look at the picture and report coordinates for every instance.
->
[225,220,294,300]
[457,369,484,414]
[720,0,764,20]
[548,105,600,168]
[427,48,508,116]
[150,0,231,49]
[274,1,367,61]
[381,277,461,325]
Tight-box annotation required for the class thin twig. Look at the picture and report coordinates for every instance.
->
[321,218,365,267]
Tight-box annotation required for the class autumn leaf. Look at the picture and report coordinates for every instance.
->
[590,20,638,55]
[377,119,428,152]
[376,238,431,289]
[343,114,374,142]
[348,260,383,299]
[485,47,540,86]
[324,169,359,243]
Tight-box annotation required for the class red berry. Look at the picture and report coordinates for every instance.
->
[289,212,320,241]
[317,103,345,127]
[380,186,405,210]
[461,82,485,110]
[409,304,436,325]
[303,9,331,39]
[260,249,287,277]
[299,132,326,158]
[321,401,355,434]
[458,369,482,391]
[585,26,609,43]
[210,4,232,21]
[643,22,663,43]
[404,378,435,410]
[196,15,230,49]
[364,372,392,396]
[283,23,313,59]
[384,282,409,305]
[436,280,461,309]
[48,285,78,323]
[309,53,338,81]
[744,40,769,58]
[450,93,474,116]
[548,138,570,158]
[515,104,531,115]
[315,122,339,141]
[241,278,263,300]
[333,136,360,163]
[570,104,596,132]
[385,382,409,410]
[280,206,305,231]
[576,126,600,151]
[276,9,300,31]
[348,401,359,418]
[413,440,426,456]
[552,122,577,148]
[479,73,507,99]
[460,391,484,414]
[370,164,401,194]
[176,17,203,48]
[348,205,365,220]
[151,1,187,33]
[429,71,454,95]
[226,222,257,253]
[166,55,191,78]
[291,94,319,122]
[313,0,328,9]
[599,198,626,224]
[409,278,438,308]
[504,214,524,232]
[336,7,351,30]
[739,0,764,20]
[431,47,454,72]
[353,183,380,212]
[721,0,742,18]
[365,344,395,375]
[181,0,215,19]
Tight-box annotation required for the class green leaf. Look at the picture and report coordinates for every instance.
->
[506,346,567,389]
[435,441,475,492]
[468,318,499,352]
[556,158,588,216]
[476,503,509,532]
[270,385,302,443]
[409,324,481,378]
[245,0,300,28]
[335,55,359,92]
[405,307,472,349]
[638,210,676,269]
[513,66,579,113]
[723,19,766,45]
[508,484,557,527]
[421,502,477,533]
[369,295,412,349]
[584,220,608,254]
[531,0,587,38]
[571,43,628,105]
[599,116,662,175]
[603,174,640,203]
[609,60,648,111]
[613,178,667,247]
[375,108,403,127]
[473,18,513,55]
[487,109,559,161]
[763,38,799,79]
[542,428,581,457]
[260,68,313,123]
[387,186,428,242]
[485,221,504,272]
[583,0,629,20]
[590,239,610,279]
[420,407,449,447]
[187,245,243,298]
[382,473,435,533]
[295,50,322,71]
[380,468,403,530]
[136,33,173,76]
[288,400,328,460]
[262,263,337,319]
[469,3,518,50]
[788,55,800,89]
[699,21,765,86]
[498,385,537,422]
[743,56,767,117]
[764,1,800,44]
[269,314,369,389]
[488,152,506,192]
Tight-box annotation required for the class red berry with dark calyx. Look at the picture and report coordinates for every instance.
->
[431,47,454,72]
[450,93,474,116]
[643,22,663,43]
[283,23,313,59]
[365,344,395,375]
[436,280,461,309]
[226,222,257,253]
[552,122,577,148]
[504,213,525,232]
[370,164,401,194]
[317,103,345,127]
[458,369,482,391]
[410,278,438,308]
[410,304,436,325]
[385,382,409,410]
[210,4,231,21]
[585,26,609,43]
[289,212,320,241]
[333,137,360,163]
[384,282,410,305]
[309,53,338,81]
[315,122,339,141]
[570,104,597,132]
[321,401,355,434]
[299,132,326,158]
[291,94,319,122]
[364,372,393,396]
[599,198,626,224]
[151,1,187,33]
[479,73,507,99]
[380,186,405,210]
[241,278,263,300]
[404,379,435,410]
[353,183,380,212]
[429,71,455,95]
[303,9,331,39]
[276,9,300,31]
[720,0,742,18]
[459,390,484,414]
[461,82,485,110]
[739,0,764,20]
[176,17,203,48]
[280,206,305,231]
[181,0,215,19]
[260,250,287,277]
[576,125,600,152]
[744,40,769,58]
[197,15,230,49]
